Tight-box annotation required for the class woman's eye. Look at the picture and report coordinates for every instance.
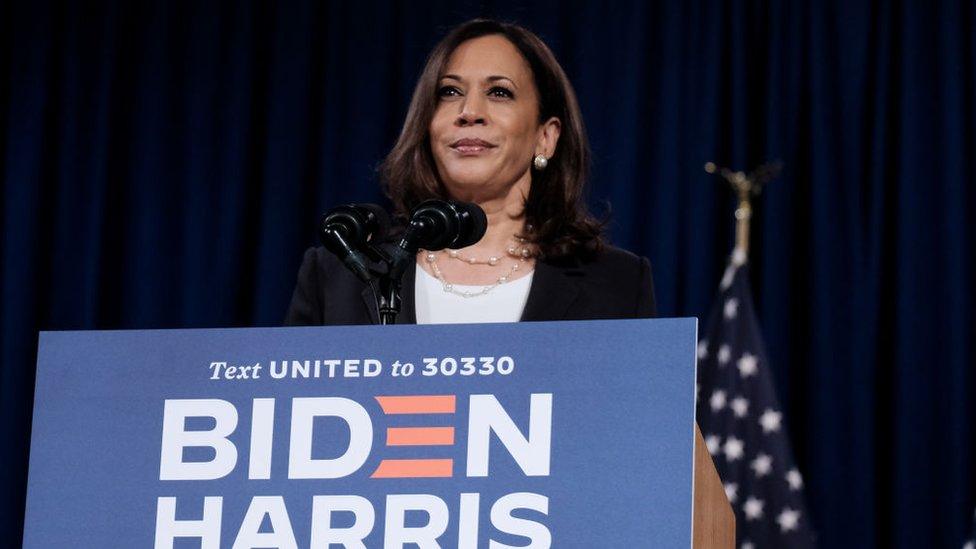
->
[488,86,514,99]
[437,86,461,98]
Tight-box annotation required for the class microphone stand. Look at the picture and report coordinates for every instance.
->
[374,233,421,325]
[322,199,482,325]
[362,200,485,325]
[377,225,430,324]
[357,242,403,325]
[377,276,401,325]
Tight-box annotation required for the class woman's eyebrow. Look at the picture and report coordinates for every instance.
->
[440,74,518,89]
[486,75,518,89]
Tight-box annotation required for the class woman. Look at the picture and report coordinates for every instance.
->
[285,19,655,326]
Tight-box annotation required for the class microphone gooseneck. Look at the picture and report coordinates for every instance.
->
[318,203,390,282]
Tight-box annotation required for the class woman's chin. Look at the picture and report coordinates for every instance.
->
[441,170,500,195]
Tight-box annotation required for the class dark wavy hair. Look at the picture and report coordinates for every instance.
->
[380,19,605,260]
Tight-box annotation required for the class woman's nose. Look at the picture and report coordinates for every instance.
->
[456,96,487,126]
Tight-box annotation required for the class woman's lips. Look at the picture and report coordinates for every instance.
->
[450,138,496,155]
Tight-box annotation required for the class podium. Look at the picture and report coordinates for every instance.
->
[693,427,736,547]
[24,319,733,548]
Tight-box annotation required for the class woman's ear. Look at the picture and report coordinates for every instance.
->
[537,117,562,157]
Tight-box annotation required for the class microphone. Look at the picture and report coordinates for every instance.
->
[389,199,488,280]
[319,203,391,282]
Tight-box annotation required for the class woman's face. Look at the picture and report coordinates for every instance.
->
[429,34,559,203]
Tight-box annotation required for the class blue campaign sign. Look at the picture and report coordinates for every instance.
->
[24,318,697,548]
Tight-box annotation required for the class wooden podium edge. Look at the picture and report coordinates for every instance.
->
[692,424,736,548]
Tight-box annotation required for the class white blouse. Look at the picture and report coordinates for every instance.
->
[414,265,534,324]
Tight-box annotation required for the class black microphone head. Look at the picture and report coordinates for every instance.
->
[448,200,487,249]
[319,205,364,253]
[319,203,391,249]
[410,200,460,250]
[396,199,486,254]
[318,202,394,283]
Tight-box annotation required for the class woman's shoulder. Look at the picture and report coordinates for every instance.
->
[284,246,376,326]
[550,244,656,318]
[589,244,648,267]
[547,244,650,276]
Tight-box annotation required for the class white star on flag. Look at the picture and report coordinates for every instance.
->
[698,340,709,359]
[705,434,722,456]
[776,508,800,533]
[720,264,736,290]
[730,396,750,418]
[786,468,804,491]
[759,408,783,434]
[723,436,745,461]
[743,497,765,520]
[717,344,731,365]
[737,353,759,378]
[710,390,728,411]
[724,298,740,319]
[740,542,755,549]
[724,482,739,504]
[731,247,747,266]
[750,453,773,477]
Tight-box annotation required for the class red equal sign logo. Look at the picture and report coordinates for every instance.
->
[371,395,456,479]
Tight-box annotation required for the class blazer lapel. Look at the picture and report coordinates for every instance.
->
[360,285,380,324]
[359,262,417,325]
[520,259,581,321]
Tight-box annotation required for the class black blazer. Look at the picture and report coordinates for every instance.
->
[284,245,656,325]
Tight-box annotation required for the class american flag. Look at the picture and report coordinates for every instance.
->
[696,250,817,548]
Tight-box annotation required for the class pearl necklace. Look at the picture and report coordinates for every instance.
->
[423,244,531,298]
[444,236,533,265]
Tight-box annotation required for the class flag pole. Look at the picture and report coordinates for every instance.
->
[704,160,783,261]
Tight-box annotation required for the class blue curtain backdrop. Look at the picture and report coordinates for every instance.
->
[2,1,974,547]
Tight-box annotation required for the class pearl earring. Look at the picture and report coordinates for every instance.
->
[533,154,548,171]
